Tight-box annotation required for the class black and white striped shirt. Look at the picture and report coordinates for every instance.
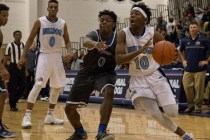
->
[5,42,24,64]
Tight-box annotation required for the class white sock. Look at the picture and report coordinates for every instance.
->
[25,109,31,117]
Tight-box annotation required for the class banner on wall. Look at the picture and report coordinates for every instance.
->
[60,69,186,104]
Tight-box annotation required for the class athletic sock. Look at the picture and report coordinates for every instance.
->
[75,126,85,134]
[25,109,31,117]
[98,124,107,133]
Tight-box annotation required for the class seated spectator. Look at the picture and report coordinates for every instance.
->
[166,18,174,35]
[70,52,83,70]
[160,27,171,42]
[156,16,167,30]
[171,19,182,47]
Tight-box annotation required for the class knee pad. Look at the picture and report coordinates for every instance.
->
[27,85,42,103]
[49,88,62,104]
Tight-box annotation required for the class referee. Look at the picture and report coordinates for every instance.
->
[4,30,26,111]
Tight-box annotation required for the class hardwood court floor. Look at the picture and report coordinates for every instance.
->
[2,100,210,140]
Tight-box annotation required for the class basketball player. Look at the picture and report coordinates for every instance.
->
[115,2,194,140]
[0,3,16,138]
[20,0,72,129]
[65,10,117,140]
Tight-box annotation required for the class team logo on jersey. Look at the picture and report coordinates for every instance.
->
[43,28,62,36]
[98,57,106,67]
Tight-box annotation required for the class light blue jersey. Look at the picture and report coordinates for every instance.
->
[123,26,159,76]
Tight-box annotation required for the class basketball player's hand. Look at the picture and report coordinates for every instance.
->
[198,60,208,67]
[0,68,10,82]
[95,42,108,51]
[173,49,179,62]
[64,54,72,62]
[182,60,187,68]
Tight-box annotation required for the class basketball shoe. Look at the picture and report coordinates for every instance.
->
[0,123,16,138]
[44,114,64,125]
[22,116,32,129]
[95,130,115,140]
[183,133,194,140]
[66,131,88,140]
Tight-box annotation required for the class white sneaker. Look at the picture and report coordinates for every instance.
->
[44,114,64,125]
[183,133,194,140]
[40,97,49,101]
[21,116,32,129]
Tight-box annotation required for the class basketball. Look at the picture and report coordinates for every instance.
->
[152,41,176,65]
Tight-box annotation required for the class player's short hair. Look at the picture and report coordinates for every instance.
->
[98,10,117,31]
[48,0,58,6]
[0,4,9,12]
[132,2,151,24]
[98,10,117,23]
[13,30,22,36]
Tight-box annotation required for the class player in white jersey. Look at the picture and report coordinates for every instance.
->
[19,0,72,129]
[115,2,194,140]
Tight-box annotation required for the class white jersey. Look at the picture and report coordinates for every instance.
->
[38,16,65,53]
[123,26,159,76]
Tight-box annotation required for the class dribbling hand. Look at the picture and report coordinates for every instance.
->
[173,49,179,62]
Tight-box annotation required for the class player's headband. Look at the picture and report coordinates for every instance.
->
[131,7,147,19]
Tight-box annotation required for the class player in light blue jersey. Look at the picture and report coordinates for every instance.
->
[19,0,72,129]
[115,2,194,140]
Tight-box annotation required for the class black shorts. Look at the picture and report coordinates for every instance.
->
[66,69,116,106]
[0,76,7,94]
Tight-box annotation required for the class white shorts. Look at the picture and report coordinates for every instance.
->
[35,52,67,88]
[128,70,176,107]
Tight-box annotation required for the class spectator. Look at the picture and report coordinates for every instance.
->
[156,16,167,30]
[171,19,182,47]
[200,7,210,38]
[160,27,171,42]
[70,52,83,70]
[79,48,85,60]
[166,18,174,35]
[186,3,195,18]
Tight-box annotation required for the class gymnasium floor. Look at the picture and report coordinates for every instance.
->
[2,100,210,140]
